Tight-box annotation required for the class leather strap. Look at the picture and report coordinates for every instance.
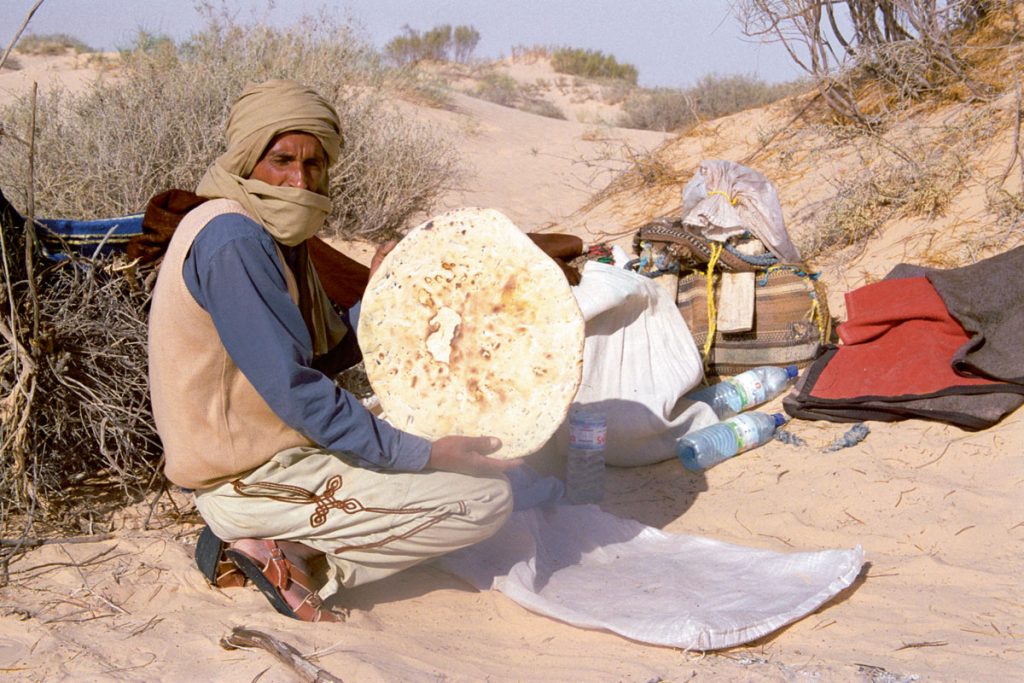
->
[637,217,759,273]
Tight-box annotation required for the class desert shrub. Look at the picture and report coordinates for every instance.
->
[599,79,634,106]
[521,99,566,120]
[122,30,176,56]
[0,202,160,537]
[472,72,566,119]
[452,25,481,63]
[0,11,459,242]
[689,73,805,119]
[803,115,987,258]
[510,44,553,62]
[385,24,481,65]
[551,47,638,84]
[618,87,697,132]
[1,55,22,71]
[474,72,523,107]
[618,73,805,132]
[16,32,93,55]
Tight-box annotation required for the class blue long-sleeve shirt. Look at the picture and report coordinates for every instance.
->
[182,212,431,472]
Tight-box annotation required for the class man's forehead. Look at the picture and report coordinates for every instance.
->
[263,132,326,158]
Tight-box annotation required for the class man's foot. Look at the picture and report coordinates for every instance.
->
[224,538,343,623]
[195,525,247,588]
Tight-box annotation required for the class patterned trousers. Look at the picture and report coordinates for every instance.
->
[194,446,512,598]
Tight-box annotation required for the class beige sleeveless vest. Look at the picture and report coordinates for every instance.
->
[149,199,313,489]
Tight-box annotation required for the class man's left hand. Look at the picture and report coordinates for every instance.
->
[427,435,521,477]
[369,240,398,279]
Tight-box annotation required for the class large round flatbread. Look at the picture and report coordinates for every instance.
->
[358,208,585,459]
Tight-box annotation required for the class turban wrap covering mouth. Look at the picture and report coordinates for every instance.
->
[195,79,347,355]
[196,78,343,246]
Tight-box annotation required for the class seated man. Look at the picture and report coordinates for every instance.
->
[148,79,517,622]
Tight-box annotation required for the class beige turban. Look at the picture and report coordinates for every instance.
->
[196,79,343,246]
[195,79,347,355]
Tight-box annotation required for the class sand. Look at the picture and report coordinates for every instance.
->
[0,49,1022,682]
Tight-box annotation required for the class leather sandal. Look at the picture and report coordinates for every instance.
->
[224,539,342,623]
[195,525,247,589]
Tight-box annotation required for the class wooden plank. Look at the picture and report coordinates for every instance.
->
[717,271,755,333]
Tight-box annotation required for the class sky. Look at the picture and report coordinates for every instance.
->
[1,0,805,89]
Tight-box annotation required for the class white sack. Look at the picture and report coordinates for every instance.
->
[681,159,802,263]
[565,261,716,466]
[441,504,865,651]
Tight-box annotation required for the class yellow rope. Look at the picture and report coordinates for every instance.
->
[811,278,832,343]
[707,189,738,205]
[701,242,724,363]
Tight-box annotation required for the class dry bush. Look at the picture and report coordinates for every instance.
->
[0,216,160,538]
[689,73,807,119]
[619,74,804,132]
[580,142,678,214]
[737,0,1002,124]
[509,44,554,62]
[391,68,457,111]
[471,71,566,119]
[474,71,522,107]
[599,79,635,106]
[15,33,93,56]
[520,99,567,120]
[802,112,991,258]
[618,87,698,132]
[0,11,459,242]
[550,47,638,84]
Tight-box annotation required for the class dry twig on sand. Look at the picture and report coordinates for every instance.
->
[222,627,345,683]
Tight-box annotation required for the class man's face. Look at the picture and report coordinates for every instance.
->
[249,131,328,193]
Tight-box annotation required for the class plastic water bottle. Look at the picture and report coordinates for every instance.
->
[565,409,606,504]
[686,365,799,420]
[677,412,786,472]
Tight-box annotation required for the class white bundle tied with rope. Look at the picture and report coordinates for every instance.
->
[681,159,802,264]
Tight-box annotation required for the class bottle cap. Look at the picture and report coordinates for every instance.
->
[785,365,799,379]
[772,413,787,427]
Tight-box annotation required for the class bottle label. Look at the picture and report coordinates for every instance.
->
[724,415,759,451]
[727,373,767,409]
[569,411,607,451]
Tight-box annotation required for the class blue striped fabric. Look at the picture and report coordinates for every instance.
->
[33,214,144,260]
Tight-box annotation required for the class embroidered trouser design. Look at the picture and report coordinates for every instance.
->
[230,475,470,556]
[195,447,512,594]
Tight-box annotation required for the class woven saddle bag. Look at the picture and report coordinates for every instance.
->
[635,217,831,378]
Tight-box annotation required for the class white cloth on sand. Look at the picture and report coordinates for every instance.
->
[441,503,864,650]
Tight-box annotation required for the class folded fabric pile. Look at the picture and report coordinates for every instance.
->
[785,246,1024,430]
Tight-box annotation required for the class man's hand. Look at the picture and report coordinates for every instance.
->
[369,240,398,279]
[427,435,520,476]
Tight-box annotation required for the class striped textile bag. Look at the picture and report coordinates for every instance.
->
[676,265,830,378]
[633,217,830,379]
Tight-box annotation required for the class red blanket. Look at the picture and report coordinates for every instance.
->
[810,277,998,400]
[784,250,1024,430]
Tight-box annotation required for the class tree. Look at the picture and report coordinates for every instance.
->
[453,25,481,63]
[736,0,993,124]
[422,24,452,61]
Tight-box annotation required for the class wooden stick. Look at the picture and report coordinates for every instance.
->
[0,316,35,372]
[221,627,344,683]
[0,533,114,548]
[0,0,45,73]
[25,82,40,337]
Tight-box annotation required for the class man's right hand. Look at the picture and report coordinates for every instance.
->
[427,435,520,477]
